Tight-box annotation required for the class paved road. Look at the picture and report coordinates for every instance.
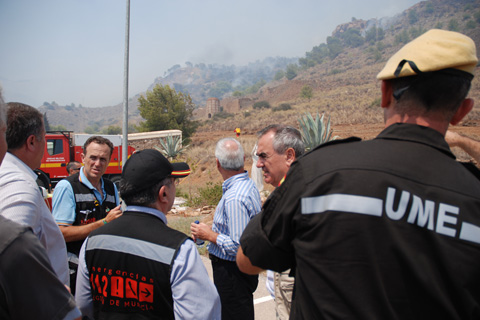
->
[200,256,276,320]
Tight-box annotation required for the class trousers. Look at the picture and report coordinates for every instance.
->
[210,254,258,320]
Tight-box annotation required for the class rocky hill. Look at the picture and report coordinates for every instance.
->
[41,0,480,133]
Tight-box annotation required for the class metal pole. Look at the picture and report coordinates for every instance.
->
[122,0,130,168]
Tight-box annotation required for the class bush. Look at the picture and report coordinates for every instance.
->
[300,85,313,100]
[272,103,292,112]
[253,101,271,109]
[212,112,234,120]
[186,182,223,207]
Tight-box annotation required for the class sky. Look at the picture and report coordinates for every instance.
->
[0,0,421,109]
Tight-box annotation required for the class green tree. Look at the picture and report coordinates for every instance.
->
[50,124,67,131]
[425,2,434,14]
[327,36,343,59]
[207,81,233,98]
[285,64,298,80]
[253,101,271,109]
[466,20,476,29]
[341,29,364,48]
[84,124,100,134]
[102,125,122,135]
[448,19,459,31]
[408,10,418,24]
[395,30,410,45]
[300,85,313,100]
[274,70,285,80]
[137,84,197,141]
[475,11,480,23]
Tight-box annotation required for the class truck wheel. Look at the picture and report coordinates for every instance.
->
[34,170,52,193]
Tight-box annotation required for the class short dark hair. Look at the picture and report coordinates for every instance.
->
[119,177,171,207]
[66,161,81,174]
[257,124,305,158]
[389,71,472,120]
[6,102,44,151]
[83,136,114,158]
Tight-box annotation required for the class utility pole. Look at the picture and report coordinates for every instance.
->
[122,0,130,168]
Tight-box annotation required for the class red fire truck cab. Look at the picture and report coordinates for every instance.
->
[38,131,135,190]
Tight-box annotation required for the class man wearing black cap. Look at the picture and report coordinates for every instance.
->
[237,29,480,319]
[75,149,221,320]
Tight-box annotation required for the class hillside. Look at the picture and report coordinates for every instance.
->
[41,0,480,133]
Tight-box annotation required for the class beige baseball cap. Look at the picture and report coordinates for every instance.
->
[377,29,478,80]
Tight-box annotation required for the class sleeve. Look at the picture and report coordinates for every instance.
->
[215,199,252,258]
[240,162,304,272]
[170,239,221,320]
[52,180,77,225]
[0,227,81,320]
[0,176,41,235]
[75,239,94,319]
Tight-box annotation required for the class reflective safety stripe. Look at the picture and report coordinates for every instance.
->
[105,194,116,203]
[460,222,480,244]
[301,194,383,217]
[87,234,176,265]
[75,193,96,202]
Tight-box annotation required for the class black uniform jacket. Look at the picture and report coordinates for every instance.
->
[241,123,480,320]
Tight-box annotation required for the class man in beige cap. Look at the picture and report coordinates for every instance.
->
[237,29,480,319]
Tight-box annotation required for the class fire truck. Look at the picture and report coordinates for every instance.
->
[37,131,136,191]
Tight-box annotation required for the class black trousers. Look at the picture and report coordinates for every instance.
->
[210,254,258,320]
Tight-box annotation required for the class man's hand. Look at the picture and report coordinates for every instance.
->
[105,205,122,223]
[190,222,218,244]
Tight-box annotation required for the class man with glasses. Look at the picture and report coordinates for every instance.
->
[256,125,304,320]
[237,29,480,319]
[66,161,82,176]
[75,149,220,319]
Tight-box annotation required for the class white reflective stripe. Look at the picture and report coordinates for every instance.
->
[87,234,176,265]
[105,194,116,203]
[301,194,383,216]
[459,222,480,245]
[75,193,96,202]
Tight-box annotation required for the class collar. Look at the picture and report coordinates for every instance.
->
[5,152,37,181]
[79,167,104,191]
[375,123,455,159]
[278,175,286,187]
[124,205,167,225]
[222,171,249,192]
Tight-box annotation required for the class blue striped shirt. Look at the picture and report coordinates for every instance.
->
[208,171,262,261]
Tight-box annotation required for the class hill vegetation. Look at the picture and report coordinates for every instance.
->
[41,0,480,134]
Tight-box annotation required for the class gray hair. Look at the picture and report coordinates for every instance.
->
[257,124,305,158]
[119,177,171,207]
[215,137,244,171]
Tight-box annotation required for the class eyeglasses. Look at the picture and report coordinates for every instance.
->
[72,168,81,172]
[256,152,274,162]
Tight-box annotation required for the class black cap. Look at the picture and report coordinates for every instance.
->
[121,149,190,194]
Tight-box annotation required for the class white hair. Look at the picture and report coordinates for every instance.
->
[215,138,244,171]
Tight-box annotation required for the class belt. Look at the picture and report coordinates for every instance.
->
[209,253,235,263]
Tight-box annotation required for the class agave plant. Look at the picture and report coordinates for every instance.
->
[155,135,188,160]
[298,111,337,152]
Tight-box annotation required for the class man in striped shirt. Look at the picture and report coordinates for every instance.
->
[191,137,262,320]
